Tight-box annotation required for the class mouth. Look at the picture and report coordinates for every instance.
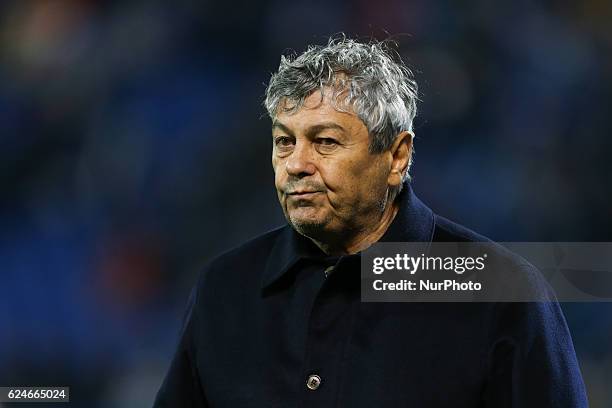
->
[287,191,322,198]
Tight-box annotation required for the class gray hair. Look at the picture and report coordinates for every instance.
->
[264,35,419,184]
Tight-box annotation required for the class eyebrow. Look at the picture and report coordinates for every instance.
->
[271,121,346,138]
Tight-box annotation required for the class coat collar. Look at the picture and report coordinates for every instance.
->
[261,183,435,290]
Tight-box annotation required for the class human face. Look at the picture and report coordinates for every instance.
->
[271,90,393,241]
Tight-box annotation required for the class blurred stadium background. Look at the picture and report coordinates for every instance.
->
[1,0,611,406]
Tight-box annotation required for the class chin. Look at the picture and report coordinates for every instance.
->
[287,212,330,238]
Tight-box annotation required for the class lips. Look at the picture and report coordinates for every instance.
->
[289,191,319,195]
[287,191,322,197]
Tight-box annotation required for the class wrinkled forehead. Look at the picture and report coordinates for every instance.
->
[272,89,370,139]
[275,85,357,120]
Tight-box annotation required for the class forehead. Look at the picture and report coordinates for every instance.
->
[274,89,367,134]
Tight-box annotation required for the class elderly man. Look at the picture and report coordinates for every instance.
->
[153,38,587,407]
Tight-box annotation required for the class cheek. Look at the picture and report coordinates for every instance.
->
[273,161,285,187]
[344,159,387,196]
[317,160,361,205]
[338,158,373,182]
[321,158,356,184]
[363,161,388,186]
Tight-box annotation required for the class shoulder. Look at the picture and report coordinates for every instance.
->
[430,215,571,338]
[207,226,286,269]
[432,213,554,300]
[190,225,287,297]
[432,214,492,243]
[432,213,529,270]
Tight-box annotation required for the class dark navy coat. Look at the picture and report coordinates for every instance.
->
[154,185,588,407]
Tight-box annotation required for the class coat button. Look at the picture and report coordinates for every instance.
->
[306,374,321,390]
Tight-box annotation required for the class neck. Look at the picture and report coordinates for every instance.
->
[310,198,400,256]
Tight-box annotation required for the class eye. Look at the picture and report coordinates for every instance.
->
[315,137,339,153]
[319,138,337,145]
[274,136,295,155]
[274,136,293,146]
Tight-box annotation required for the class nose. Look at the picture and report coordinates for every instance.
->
[285,141,316,178]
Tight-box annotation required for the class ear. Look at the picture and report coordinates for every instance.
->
[387,131,413,188]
